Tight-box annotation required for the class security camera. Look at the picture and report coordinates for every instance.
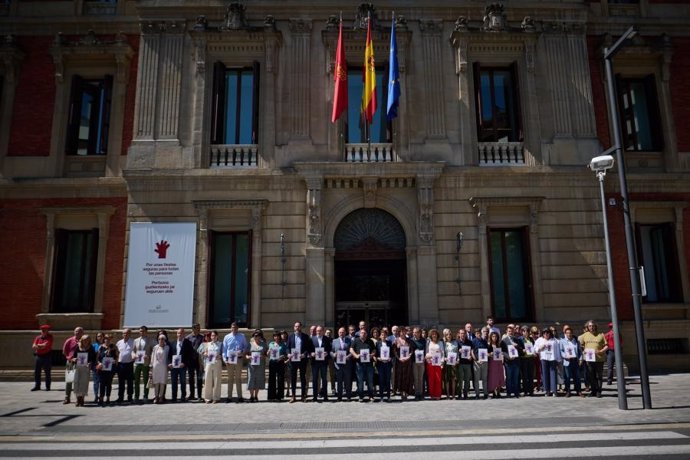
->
[589,155,615,172]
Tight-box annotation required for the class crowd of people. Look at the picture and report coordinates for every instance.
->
[30,316,619,407]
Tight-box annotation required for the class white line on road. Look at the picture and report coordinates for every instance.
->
[0,430,685,451]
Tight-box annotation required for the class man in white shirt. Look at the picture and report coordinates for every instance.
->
[133,326,154,403]
[116,328,135,404]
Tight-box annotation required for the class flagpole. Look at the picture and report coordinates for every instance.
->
[367,12,371,158]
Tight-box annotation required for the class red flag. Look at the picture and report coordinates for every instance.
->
[361,15,377,124]
[331,19,348,123]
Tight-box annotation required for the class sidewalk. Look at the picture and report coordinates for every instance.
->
[1,374,689,440]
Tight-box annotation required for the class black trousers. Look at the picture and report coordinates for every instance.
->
[188,363,203,399]
[290,359,308,398]
[311,360,328,399]
[34,354,52,389]
[267,360,285,400]
[117,362,134,400]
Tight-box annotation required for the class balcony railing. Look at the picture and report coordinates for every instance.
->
[344,143,398,163]
[478,142,525,166]
[83,0,117,15]
[209,144,259,168]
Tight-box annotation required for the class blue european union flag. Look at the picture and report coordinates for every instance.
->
[386,18,400,121]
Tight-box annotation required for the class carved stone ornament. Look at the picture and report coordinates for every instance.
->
[264,15,276,30]
[222,2,249,31]
[193,15,208,31]
[454,16,469,32]
[354,3,376,30]
[395,15,408,30]
[326,15,339,30]
[482,3,507,32]
[306,178,322,246]
[521,16,536,33]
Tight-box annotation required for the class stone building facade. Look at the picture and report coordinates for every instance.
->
[0,0,688,371]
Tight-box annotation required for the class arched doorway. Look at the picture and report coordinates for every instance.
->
[333,208,407,328]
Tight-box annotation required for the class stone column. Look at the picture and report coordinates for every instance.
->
[250,206,264,328]
[157,24,184,141]
[134,22,161,141]
[419,20,446,139]
[406,247,419,324]
[191,36,207,168]
[288,19,312,141]
[305,247,326,326]
[194,209,209,327]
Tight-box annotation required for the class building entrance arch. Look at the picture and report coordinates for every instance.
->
[333,208,408,328]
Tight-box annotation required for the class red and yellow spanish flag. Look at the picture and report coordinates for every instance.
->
[361,15,377,124]
[331,18,347,123]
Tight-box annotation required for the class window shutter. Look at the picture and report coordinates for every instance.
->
[473,62,483,135]
[211,61,227,144]
[644,74,664,151]
[99,75,113,155]
[510,61,524,142]
[251,61,260,145]
[65,75,83,155]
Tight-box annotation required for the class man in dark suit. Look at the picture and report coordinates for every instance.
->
[287,321,314,402]
[330,327,352,401]
[311,325,332,402]
[170,328,196,402]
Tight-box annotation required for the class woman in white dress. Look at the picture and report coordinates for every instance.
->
[151,334,169,404]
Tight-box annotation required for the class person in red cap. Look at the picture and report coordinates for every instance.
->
[31,325,54,391]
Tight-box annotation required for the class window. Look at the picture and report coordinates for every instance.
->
[211,62,259,145]
[65,75,112,156]
[617,75,663,152]
[637,223,682,302]
[346,67,391,143]
[488,227,533,321]
[474,63,522,143]
[209,231,251,327]
[51,229,98,313]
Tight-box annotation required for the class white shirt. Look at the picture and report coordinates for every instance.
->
[117,338,134,363]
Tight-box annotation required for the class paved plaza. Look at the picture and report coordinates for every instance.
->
[0,373,689,458]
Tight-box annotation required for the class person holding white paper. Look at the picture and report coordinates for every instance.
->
[287,322,314,403]
[519,326,536,397]
[96,334,119,406]
[455,329,473,400]
[72,335,96,407]
[578,320,608,398]
[500,325,524,398]
[534,328,561,397]
[310,326,332,402]
[442,329,459,400]
[115,329,135,405]
[151,334,170,404]
[169,328,195,403]
[61,326,83,405]
[559,326,582,397]
[375,330,393,401]
[471,327,490,399]
[199,331,223,403]
[424,329,444,400]
[487,331,505,398]
[350,328,375,401]
[132,326,154,404]
[222,322,248,403]
[331,327,352,401]
[247,330,268,402]
[267,331,288,401]
[410,327,427,401]
[393,332,413,400]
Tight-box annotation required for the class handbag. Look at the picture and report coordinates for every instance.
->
[147,375,154,389]
[65,369,75,383]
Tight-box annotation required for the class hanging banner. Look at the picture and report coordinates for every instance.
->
[123,222,197,327]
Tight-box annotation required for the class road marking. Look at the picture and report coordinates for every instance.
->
[0,430,685,451]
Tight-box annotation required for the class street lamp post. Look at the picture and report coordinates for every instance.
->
[590,154,627,410]
[603,25,652,409]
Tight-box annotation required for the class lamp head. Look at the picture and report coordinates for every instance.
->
[589,155,615,173]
